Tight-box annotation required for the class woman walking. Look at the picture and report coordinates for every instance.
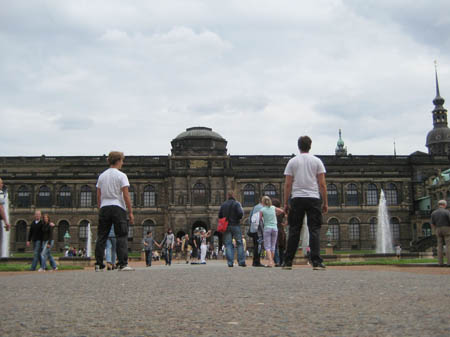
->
[260,196,284,267]
[40,213,58,271]
[161,228,175,266]
[200,230,212,264]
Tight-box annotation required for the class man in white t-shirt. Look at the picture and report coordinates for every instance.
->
[95,151,134,271]
[283,136,328,270]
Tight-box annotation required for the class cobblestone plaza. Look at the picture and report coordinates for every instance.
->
[1,262,449,337]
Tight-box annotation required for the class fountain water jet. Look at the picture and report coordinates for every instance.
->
[86,223,92,257]
[0,189,10,257]
[376,189,394,254]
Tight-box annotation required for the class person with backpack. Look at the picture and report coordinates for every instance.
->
[218,191,245,267]
[248,198,265,267]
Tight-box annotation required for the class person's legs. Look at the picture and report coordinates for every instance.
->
[436,228,444,265]
[442,227,450,265]
[306,198,323,266]
[96,206,113,268]
[105,238,113,265]
[224,229,234,266]
[45,240,57,269]
[168,248,173,265]
[284,198,306,266]
[252,234,261,265]
[200,244,207,263]
[40,240,48,270]
[111,207,129,268]
[111,237,117,267]
[232,226,246,266]
[31,240,42,271]
[274,243,280,265]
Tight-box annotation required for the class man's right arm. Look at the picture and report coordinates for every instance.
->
[284,175,293,214]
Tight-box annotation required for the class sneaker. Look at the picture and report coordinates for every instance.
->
[118,265,134,271]
[95,265,105,272]
[313,263,326,271]
[238,264,247,267]
[38,268,44,272]
[53,267,58,271]
[252,263,266,267]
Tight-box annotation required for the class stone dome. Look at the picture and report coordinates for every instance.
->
[426,127,450,146]
[171,127,227,156]
[174,127,225,141]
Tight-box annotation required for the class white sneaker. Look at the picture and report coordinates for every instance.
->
[118,265,134,271]
[38,268,44,272]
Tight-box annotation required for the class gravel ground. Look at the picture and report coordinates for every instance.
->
[0,261,448,337]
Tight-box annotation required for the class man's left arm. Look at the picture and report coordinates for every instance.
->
[96,188,102,209]
[317,173,328,214]
[0,205,9,230]
[284,175,293,214]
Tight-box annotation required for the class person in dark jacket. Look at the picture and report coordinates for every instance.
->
[218,191,245,267]
[26,210,43,271]
[41,213,58,271]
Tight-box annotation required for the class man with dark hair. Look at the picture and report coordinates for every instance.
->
[143,231,159,267]
[95,151,134,271]
[26,210,43,271]
[431,200,450,267]
[219,191,245,267]
[283,136,328,270]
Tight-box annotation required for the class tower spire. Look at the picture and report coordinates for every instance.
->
[335,129,347,156]
[435,60,441,98]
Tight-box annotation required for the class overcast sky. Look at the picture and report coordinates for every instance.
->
[1,0,450,157]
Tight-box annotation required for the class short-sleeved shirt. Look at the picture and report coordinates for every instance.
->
[284,153,326,199]
[143,237,156,250]
[96,168,130,210]
[0,190,5,205]
[261,205,278,230]
[431,208,450,227]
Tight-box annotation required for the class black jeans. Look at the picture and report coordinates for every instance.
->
[285,197,323,266]
[252,233,262,265]
[145,249,152,266]
[95,205,129,268]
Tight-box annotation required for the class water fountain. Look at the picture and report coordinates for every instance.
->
[376,189,394,254]
[1,189,10,257]
[86,222,92,257]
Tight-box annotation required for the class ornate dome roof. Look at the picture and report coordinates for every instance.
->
[426,127,450,146]
[175,127,225,141]
[171,127,227,156]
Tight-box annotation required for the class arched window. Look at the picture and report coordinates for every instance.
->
[128,225,134,241]
[58,185,72,207]
[367,183,378,206]
[369,217,377,240]
[128,185,135,207]
[390,217,400,240]
[349,218,360,240]
[80,185,92,208]
[327,184,339,206]
[143,219,155,237]
[15,220,27,242]
[422,223,432,237]
[328,218,340,241]
[143,185,156,207]
[263,184,277,199]
[192,183,207,205]
[37,185,52,207]
[243,184,256,207]
[346,183,358,206]
[58,220,70,242]
[79,220,89,240]
[385,183,398,206]
[16,185,31,208]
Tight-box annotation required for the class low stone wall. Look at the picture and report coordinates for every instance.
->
[293,252,434,265]
[58,257,93,267]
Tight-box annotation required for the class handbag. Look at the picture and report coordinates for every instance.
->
[217,217,229,233]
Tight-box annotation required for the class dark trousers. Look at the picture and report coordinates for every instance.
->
[95,205,129,268]
[252,234,262,265]
[285,197,323,266]
[145,249,152,266]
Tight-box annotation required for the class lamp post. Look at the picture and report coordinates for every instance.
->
[64,230,71,250]
[326,229,332,247]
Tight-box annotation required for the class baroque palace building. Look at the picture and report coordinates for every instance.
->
[1,74,450,253]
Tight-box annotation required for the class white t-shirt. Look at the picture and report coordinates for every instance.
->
[96,168,130,210]
[284,153,326,199]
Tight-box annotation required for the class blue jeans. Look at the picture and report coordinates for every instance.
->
[31,240,42,270]
[41,240,57,270]
[223,225,245,266]
[105,237,117,265]
[164,247,173,265]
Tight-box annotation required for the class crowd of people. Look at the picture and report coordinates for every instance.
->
[3,136,449,271]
